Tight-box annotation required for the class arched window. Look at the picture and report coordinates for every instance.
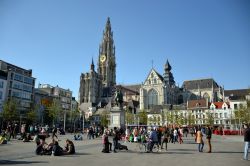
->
[203,93,210,102]
[178,95,183,104]
[148,89,158,106]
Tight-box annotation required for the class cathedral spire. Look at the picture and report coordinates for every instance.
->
[98,17,116,88]
[91,57,95,71]
[165,59,172,72]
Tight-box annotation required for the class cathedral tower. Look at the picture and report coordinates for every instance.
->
[163,60,175,86]
[98,17,116,88]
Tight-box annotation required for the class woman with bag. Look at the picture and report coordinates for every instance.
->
[196,127,204,152]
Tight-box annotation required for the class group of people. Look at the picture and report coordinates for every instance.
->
[35,138,75,156]
[110,125,214,153]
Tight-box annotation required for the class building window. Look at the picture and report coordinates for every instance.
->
[203,93,210,102]
[13,83,22,90]
[234,104,238,109]
[23,84,32,92]
[12,91,21,98]
[0,81,3,88]
[14,74,23,81]
[148,89,158,106]
[0,91,2,99]
[154,78,157,84]
[24,77,33,85]
[148,80,151,84]
[220,113,222,118]
[224,113,227,118]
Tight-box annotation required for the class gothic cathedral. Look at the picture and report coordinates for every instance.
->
[79,17,116,106]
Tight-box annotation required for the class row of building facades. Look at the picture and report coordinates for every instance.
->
[0,60,77,127]
[1,17,249,129]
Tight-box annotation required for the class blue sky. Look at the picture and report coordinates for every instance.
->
[0,0,249,98]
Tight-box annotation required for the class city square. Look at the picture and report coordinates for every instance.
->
[0,0,250,165]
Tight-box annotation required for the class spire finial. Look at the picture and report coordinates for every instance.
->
[165,59,172,71]
[91,57,95,71]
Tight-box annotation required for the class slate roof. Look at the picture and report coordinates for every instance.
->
[116,85,139,95]
[182,78,219,90]
[154,70,164,82]
[224,89,249,98]
[123,84,141,93]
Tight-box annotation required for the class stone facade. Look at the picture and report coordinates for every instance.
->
[181,78,223,103]
[79,60,102,105]
[79,17,116,109]
[140,60,179,110]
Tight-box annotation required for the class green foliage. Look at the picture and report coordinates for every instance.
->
[100,111,109,127]
[125,109,133,125]
[26,110,37,125]
[138,110,148,125]
[1,99,19,122]
[47,98,62,125]
[187,113,195,125]
[206,111,214,125]
[235,102,250,124]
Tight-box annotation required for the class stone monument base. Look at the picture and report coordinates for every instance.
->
[109,106,125,129]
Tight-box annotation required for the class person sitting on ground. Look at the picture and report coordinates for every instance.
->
[43,139,56,155]
[63,139,75,154]
[52,141,63,156]
[33,134,40,145]
[74,134,83,141]
[23,133,32,142]
[0,132,7,144]
[36,138,47,155]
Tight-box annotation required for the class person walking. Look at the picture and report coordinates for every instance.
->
[206,126,212,153]
[243,124,250,160]
[196,127,204,152]
[161,128,169,151]
[112,127,119,153]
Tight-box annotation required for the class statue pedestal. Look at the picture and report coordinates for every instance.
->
[109,106,125,129]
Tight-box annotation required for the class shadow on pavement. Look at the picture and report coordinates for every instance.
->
[212,151,242,154]
[0,160,48,165]
[57,152,92,157]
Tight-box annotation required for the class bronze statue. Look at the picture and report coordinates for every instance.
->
[114,89,123,108]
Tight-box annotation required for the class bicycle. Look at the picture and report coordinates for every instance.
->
[138,142,148,152]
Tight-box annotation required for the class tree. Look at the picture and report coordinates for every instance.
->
[187,112,195,126]
[125,110,133,125]
[234,102,250,125]
[206,111,214,126]
[47,98,62,126]
[166,111,174,124]
[138,110,148,125]
[100,111,109,127]
[70,109,79,133]
[26,110,37,125]
[1,99,19,123]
